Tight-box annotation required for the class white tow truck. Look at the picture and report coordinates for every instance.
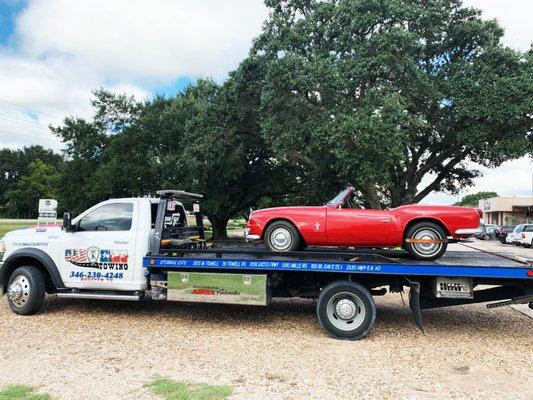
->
[1,190,532,340]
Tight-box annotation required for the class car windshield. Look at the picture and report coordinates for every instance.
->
[513,225,524,233]
[327,188,350,205]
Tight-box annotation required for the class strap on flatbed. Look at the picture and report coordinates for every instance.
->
[405,238,447,244]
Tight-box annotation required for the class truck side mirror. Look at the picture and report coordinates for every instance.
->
[62,212,75,232]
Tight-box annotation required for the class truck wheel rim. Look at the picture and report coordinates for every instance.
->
[269,227,292,251]
[412,228,442,257]
[7,275,31,308]
[326,292,365,331]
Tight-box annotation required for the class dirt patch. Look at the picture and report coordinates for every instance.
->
[0,294,531,399]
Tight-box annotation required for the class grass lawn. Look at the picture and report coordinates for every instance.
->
[0,385,50,400]
[146,378,231,400]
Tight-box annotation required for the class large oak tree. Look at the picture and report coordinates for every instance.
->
[253,0,532,207]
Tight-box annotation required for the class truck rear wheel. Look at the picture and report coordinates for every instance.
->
[316,281,376,340]
[6,266,46,315]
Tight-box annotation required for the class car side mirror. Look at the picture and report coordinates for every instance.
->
[62,212,75,232]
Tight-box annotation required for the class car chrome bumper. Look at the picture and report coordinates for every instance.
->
[455,228,483,235]
[244,229,260,242]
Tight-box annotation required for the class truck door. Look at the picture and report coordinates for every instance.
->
[58,201,137,289]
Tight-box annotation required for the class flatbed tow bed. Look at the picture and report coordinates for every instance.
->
[144,245,533,340]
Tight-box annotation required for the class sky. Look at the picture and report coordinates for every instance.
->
[0,0,531,204]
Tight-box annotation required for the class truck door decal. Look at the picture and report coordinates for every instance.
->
[65,247,129,270]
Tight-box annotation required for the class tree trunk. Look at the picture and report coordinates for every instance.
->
[362,180,382,210]
[210,216,229,241]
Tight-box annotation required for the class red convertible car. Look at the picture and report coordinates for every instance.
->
[245,187,482,260]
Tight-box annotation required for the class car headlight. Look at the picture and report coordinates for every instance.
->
[0,241,5,261]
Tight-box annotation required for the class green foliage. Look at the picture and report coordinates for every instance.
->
[455,191,498,207]
[5,160,59,218]
[0,146,62,217]
[0,385,50,400]
[253,0,532,207]
[146,378,231,400]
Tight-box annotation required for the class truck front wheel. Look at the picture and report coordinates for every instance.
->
[316,281,376,340]
[6,266,46,315]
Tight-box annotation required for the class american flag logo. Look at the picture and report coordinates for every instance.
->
[65,249,87,263]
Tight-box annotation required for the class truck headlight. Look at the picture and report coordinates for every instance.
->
[0,241,5,261]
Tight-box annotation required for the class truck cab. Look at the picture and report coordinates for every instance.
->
[0,191,204,313]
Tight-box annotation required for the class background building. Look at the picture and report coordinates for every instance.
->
[478,196,533,225]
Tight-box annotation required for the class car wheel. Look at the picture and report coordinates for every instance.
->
[483,234,491,240]
[264,221,301,252]
[6,266,46,315]
[524,241,532,249]
[316,281,376,340]
[404,221,447,261]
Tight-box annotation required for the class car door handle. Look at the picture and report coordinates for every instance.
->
[113,240,129,244]
[381,219,391,223]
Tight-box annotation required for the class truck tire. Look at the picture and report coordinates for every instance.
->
[264,221,301,252]
[316,281,376,340]
[6,266,46,315]
[404,221,447,261]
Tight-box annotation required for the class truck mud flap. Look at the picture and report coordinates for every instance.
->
[407,279,424,333]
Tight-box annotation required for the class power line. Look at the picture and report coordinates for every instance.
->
[0,129,61,144]
[0,115,51,131]
[0,98,60,119]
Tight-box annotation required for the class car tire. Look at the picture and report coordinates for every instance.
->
[404,221,447,261]
[264,221,301,252]
[316,281,376,340]
[6,266,46,315]
[524,242,532,249]
[483,234,491,240]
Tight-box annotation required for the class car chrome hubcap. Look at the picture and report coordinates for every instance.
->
[7,275,30,308]
[412,228,442,256]
[327,292,365,331]
[270,227,292,251]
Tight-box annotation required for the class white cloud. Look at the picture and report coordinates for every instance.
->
[0,0,267,151]
[463,0,533,51]
[421,157,533,205]
[0,0,530,202]
[14,0,267,81]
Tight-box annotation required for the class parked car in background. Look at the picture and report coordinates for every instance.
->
[474,219,490,240]
[497,225,517,244]
[518,224,533,248]
[245,187,482,261]
[506,224,525,245]
[485,224,499,238]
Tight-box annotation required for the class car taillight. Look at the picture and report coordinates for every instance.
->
[528,270,533,277]
[522,233,526,238]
